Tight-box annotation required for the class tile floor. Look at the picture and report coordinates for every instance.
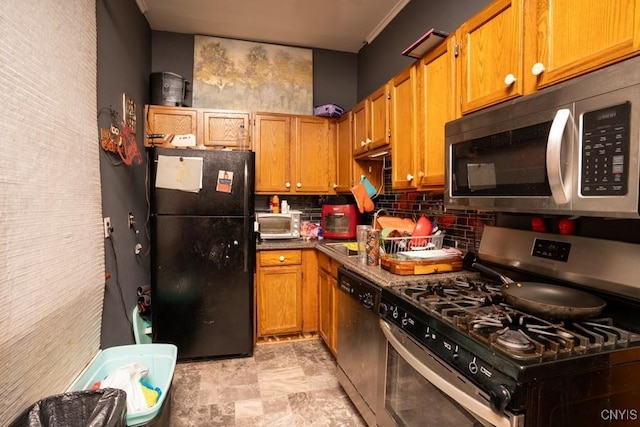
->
[169,338,367,426]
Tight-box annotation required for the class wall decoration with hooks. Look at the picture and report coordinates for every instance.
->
[98,106,142,166]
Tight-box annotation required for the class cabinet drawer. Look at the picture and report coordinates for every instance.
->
[318,251,340,277]
[259,250,302,266]
[331,261,339,278]
[318,251,331,272]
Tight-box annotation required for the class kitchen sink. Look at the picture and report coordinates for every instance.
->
[322,241,359,257]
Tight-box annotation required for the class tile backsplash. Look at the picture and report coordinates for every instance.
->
[255,195,323,223]
[364,164,495,253]
[256,163,494,253]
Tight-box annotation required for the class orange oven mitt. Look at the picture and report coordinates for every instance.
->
[351,183,374,213]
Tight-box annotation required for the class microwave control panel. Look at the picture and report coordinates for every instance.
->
[581,102,630,196]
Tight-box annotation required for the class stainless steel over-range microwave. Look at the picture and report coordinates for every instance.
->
[445,56,640,218]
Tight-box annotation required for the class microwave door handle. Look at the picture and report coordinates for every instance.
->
[546,109,571,205]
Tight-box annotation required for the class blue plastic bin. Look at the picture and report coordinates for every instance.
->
[133,306,152,345]
[69,344,177,426]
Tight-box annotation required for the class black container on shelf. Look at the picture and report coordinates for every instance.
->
[150,72,189,107]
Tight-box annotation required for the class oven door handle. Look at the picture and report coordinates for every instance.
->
[546,108,572,205]
[380,320,516,427]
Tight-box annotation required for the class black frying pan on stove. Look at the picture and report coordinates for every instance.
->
[471,261,606,320]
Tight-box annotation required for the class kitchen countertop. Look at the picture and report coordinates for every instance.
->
[257,238,479,287]
[256,238,318,251]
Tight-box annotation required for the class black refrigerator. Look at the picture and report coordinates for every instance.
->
[149,147,255,360]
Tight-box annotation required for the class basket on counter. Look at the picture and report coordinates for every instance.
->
[380,233,444,255]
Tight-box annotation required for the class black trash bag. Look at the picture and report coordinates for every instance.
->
[10,388,127,427]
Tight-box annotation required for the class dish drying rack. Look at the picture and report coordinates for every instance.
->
[381,233,445,255]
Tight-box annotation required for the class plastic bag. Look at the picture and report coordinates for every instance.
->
[10,388,126,427]
[99,362,150,414]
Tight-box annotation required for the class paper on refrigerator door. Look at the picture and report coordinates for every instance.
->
[155,155,203,192]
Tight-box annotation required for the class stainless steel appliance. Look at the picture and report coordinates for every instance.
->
[255,211,302,239]
[378,226,640,427]
[149,147,255,360]
[445,56,640,218]
[337,267,386,427]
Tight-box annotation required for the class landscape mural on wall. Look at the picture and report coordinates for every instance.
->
[192,35,313,114]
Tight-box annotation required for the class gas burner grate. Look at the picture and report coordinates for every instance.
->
[396,277,504,319]
[392,277,640,361]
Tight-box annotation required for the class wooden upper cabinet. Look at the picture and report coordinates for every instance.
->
[254,113,292,193]
[352,100,369,157]
[293,116,334,194]
[335,112,354,193]
[144,105,199,146]
[390,65,418,191]
[202,110,250,149]
[368,83,391,151]
[254,113,334,194]
[353,83,390,158]
[144,105,251,149]
[417,38,457,191]
[527,0,640,90]
[458,0,524,114]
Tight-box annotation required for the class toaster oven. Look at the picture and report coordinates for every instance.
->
[256,211,301,239]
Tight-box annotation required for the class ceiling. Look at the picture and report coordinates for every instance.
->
[136,0,411,53]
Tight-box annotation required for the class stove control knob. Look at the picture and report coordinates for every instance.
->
[489,384,511,415]
[468,357,478,374]
[379,303,388,315]
[361,293,374,309]
[423,327,431,340]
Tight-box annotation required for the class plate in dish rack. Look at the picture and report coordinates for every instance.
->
[397,249,459,260]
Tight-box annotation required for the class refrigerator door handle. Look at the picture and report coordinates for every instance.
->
[244,159,250,217]
[244,240,249,273]
[244,216,252,273]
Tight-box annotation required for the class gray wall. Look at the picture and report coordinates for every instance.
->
[357,0,492,100]
[313,48,358,110]
[151,31,195,105]
[149,0,495,113]
[97,0,151,348]
[151,32,359,110]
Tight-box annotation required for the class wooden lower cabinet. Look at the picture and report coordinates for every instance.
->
[256,249,318,338]
[317,251,339,356]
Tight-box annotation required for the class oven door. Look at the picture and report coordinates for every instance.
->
[378,320,523,427]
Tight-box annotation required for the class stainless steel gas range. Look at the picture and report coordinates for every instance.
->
[377,226,640,427]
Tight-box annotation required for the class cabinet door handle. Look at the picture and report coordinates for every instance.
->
[531,62,545,76]
[279,256,285,262]
[360,140,366,147]
[406,173,414,181]
[333,183,338,189]
[285,182,291,188]
[296,182,302,188]
[504,74,516,86]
